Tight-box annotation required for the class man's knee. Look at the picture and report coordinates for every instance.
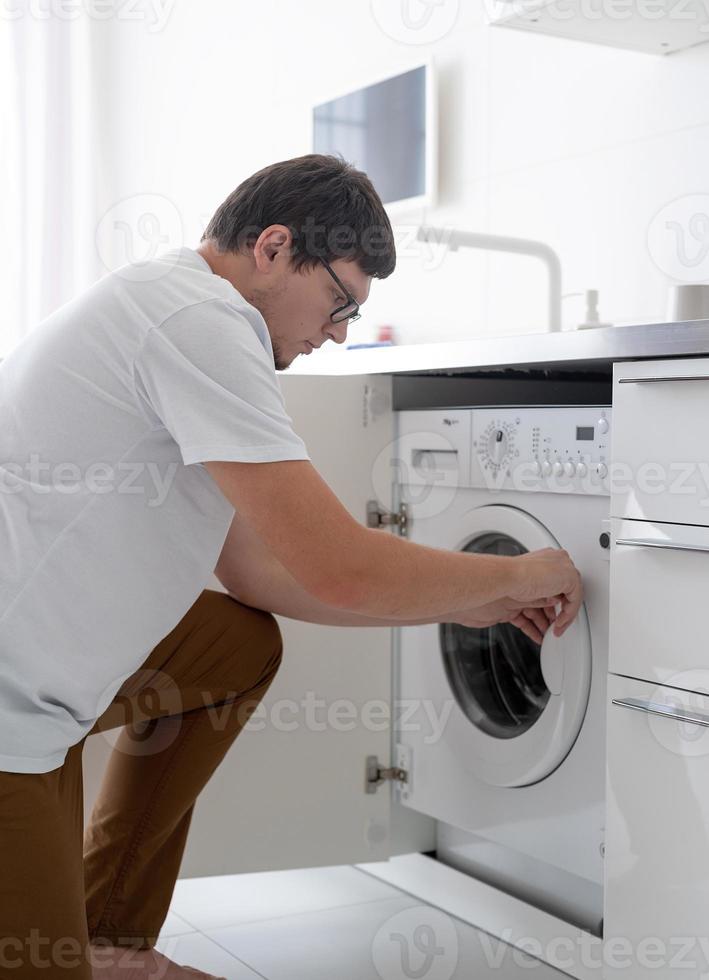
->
[211,591,283,684]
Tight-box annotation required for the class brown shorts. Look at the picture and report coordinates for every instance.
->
[0,589,283,978]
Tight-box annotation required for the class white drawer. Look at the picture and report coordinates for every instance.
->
[604,672,709,979]
[612,357,709,526]
[609,517,709,688]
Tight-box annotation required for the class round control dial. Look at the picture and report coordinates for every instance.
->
[479,420,518,473]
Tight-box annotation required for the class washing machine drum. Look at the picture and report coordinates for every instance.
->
[439,505,592,788]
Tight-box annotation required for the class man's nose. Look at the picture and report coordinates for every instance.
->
[324,321,348,345]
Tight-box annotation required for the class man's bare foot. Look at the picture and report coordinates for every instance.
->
[89,942,226,979]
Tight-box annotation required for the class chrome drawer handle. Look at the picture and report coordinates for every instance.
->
[615,538,709,555]
[618,375,709,384]
[612,698,709,728]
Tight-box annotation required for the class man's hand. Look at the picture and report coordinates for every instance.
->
[448,598,558,645]
[445,546,583,644]
[506,547,583,638]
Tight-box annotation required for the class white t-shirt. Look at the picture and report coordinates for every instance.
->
[0,246,310,773]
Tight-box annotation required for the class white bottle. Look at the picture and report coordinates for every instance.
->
[577,289,612,330]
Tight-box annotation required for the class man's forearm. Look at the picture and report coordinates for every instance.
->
[223,575,455,628]
[324,528,520,621]
[214,512,461,627]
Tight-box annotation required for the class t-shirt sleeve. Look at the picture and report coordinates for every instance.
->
[132,298,310,466]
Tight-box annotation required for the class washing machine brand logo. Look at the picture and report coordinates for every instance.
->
[372,906,459,980]
[441,418,459,426]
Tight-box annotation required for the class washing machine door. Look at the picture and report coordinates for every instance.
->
[440,504,592,788]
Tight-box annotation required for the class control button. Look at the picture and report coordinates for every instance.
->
[577,462,588,478]
[564,461,576,477]
[599,532,610,550]
[542,459,552,476]
[598,418,609,434]
[553,460,564,476]
[596,462,608,479]
[534,459,543,476]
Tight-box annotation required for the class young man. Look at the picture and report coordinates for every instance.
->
[0,154,582,979]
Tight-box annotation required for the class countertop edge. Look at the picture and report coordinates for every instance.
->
[280,320,709,377]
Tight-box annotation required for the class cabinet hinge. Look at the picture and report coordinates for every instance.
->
[365,754,409,794]
[366,500,410,537]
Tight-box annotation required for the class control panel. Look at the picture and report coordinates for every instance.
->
[471,407,611,496]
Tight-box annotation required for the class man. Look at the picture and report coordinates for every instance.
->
[0,154,582,979]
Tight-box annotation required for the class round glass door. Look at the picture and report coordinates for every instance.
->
[431,505,591,787]
[440,531,550,740]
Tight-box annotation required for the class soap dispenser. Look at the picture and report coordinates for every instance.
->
[577,289,612,330]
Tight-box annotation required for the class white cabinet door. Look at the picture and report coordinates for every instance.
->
[83,373,433,876]
[604,672,709,978]
[611,358,709,527]
[609,518,709,686]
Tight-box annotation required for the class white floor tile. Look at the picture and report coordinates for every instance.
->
[170,864,404,933]
[205,895,569,979]
[154,931,262,979]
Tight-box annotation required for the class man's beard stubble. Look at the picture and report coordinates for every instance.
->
[271,339,291,372]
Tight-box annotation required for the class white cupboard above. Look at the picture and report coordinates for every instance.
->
[485,0,709,56]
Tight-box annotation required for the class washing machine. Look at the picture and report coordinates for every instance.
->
[393,405,611,936]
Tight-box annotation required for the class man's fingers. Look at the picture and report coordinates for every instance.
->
[521,607,551,638]
[511,614,544,645]
[553,589,583,636]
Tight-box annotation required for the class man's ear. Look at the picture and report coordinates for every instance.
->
[253,224,293,272]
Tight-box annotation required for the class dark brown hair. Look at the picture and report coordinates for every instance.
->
[201,154,396,279]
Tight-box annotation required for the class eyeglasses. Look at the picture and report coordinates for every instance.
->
[318,257,361,324]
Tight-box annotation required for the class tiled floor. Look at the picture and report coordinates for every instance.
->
[155,864,569,979]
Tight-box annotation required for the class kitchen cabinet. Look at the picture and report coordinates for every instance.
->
[603,673,709,979]
[486,0,709,56]
[611,357,709,528]
[82,373,435,877]
[609,517,709,687]
[604,356,709,977]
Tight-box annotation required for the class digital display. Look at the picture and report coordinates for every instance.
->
[576,426,595,441]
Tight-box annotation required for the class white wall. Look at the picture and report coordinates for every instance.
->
[94,0,709,343]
